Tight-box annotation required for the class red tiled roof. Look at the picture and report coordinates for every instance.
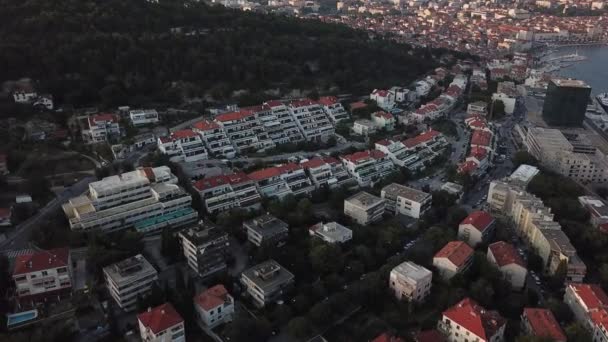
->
[569,284,608,311]
[488,241,525,268]
[373,111,394,120]
[300,158,328,169]
[471,130,492,147]
[89,113,118,126]
[289,99,317,108]
[195,284,231,311]
[469,146,488,160]
[13,248,69,275]
[193,120,220,131]
[415,330,445,342]
[372,89,390,97]
[265,100,284,108]
[375,139,391,147]
[523,308,566,341]
[458,160,478,174]
[443,298,505,341]
[215,109,254,122]
[591,309,608,334]
[434,241,473,268]
[241,104,269,113]
[317,96,339,106]
[350,101,368,110]
[322,156,340,165]
[403,130,441,148]
[371,332,404,342]
[170,129,198,140]
[193,172,251,191]
[248,163,302,181]
[468,119,488,129]
[137,303,183,335]
[460,211,494,233]
[341,150,386,163]
[0,208,10,219]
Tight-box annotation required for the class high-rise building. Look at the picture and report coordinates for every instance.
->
[104,254,158,312]
[542,79,591,127]
[178,222,230,278]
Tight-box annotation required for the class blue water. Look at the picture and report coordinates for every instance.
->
[6,309,38,326]
[549,45,608,95]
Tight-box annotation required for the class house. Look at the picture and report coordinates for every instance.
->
[243,214,289,247]
[381,183,431,219]
[492,81,518,115]
[372,111,396,131]
[193,173,262,214]
[370,89,396,110]
[341,150,395,187]
[12,248,72,305]
[344,191,385,225]
[389,261,432,302]
[353,119,377,136]
[437,298,506,342]
[433,241,474,280]
[0,208,11,227]
[317,96,349,124]
[130,109,159,126]
[248,163,315,199]
[470,130,494,155]
[467,101,488,116]
[81,113,121,144]
[309,222,352,244]
[194,284,234,328]
[487,241,527,290]
[178,222,230,278]
[158,129,208,163]
[287,99,335,142]
[192,120,236,159]
[0,153,8,175]
[240,260,295,308]
[137,303,185,342]
[104,254,158,312]
[300,157,354,189]
[520,308,566,342]
[457,211,495,247]
[441,182,464,198]
[564,283,608,329]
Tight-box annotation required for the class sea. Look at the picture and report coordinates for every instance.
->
[548,45,608,96]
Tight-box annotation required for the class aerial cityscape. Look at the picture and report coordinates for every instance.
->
[1,0,608,341]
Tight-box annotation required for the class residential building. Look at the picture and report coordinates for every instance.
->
[104,254,158,311]
[372,111,396,131]
[341,150,395,187]
[564,283,608,329]
[82,113,121,143]
[487,241,527,290]
[12,248,72,304]
[287,99,335,142]
[543,79,591,127]
[214,109,275,153]
[441,182,464,198]
[466,101,488,116]
[192,120,236,159]
[194,284,234,328]
[137,303,185,342]
[437,298,506,342]
[300,157,354,189]
[579,196,608,230]
[0,207,11,227]
[178,222,230,278]
[353,119,377,136]
[240,260,294,308]
[264,100,305,144]
[433,241,474,280]
[457,211,495,247]
[130,109,159,126]
[402,130,449,171]
[344,191,385,225]
[520,308,566,342]
[374,139,419,169]
[0,153,8,175]
[317,96,349,124]
[158,129,208,163]
[381,183,431,219]
[243,214,289,247]
[193,173,262,214]
[62,167,197,234]
[492,81,518,115]
[309,222,352,244]
[389,261,432,302]
[248,163,315,199]
[370,89,396,110]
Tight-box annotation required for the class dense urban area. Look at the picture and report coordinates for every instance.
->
[2,0,608,342]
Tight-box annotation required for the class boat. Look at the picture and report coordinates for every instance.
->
[597,93,608,112]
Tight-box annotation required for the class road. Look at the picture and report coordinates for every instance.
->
[0,176,95,252]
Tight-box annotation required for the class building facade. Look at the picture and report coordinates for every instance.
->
[178,222,230,278]
[344,191,386,225]
[457,211,495,247]
[158,129,208,163]
[542,79,591,127]
[194,284,235,328]
[104,254,158,312]
[240,260,295,308]
[381,183,432,219]
[137,303,185,342]
[243,214,289,247]
[487,241,527,291]
[433,241,474,281]
[193,172,262,214]
[437,298,506,342]
[389,261,432,302]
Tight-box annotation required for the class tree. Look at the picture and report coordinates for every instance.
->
[161,228,181,263]
[309,244,344,275]
[469,278,495,308]
[287,316,312,339]
[309,302,332,326]
[565,322,592,341]
[491,99,506,119]
[512,150,539,168]
[546,298,574,324]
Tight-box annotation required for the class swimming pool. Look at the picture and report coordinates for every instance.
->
[6,309,38,327]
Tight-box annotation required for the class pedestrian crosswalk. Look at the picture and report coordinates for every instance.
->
[2,248,36,259]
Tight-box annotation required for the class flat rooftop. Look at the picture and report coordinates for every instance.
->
[382,183,430,202]
[241,260,294,292]
[243,214,289,237]
[103,254,157,284]
[392,261,432,281]
[509,164,540,185]
[345,191,384,208]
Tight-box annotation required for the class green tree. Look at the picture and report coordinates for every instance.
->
[565,322,592,342]
[309,244,344,275]
[287,316,312,339]
[512,150,539,168]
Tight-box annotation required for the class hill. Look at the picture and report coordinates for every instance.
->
[0,0,442,107]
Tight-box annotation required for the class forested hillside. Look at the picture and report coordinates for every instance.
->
[0,0,439,106]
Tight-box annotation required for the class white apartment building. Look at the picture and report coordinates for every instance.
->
[246,104,297,145]
[193,172,262,214]
[287,99,335,142]
[248,163,315,199]
[130,109,159,126]
[82,113,121,143]
[137,303,185,342]
[240,260,295,308]
[375,139,419,169]
[104,254,158,312]
[402,130,449,171]
[195,284,235,328]
[178,222,230,278]
[214,109,275,153]
[62,166,197,234]
[433,241,474,281]
[381,183,432,219]
[389,261,432,302]
[457,211,496,247]
[243,214,289,247]
[158,129,208,163]
[192,120,236,159]
[341,150,395,187]
[300,157,354,189]
[317,96,349,124]
[353,119,377,137]
[370,89,395,110]
[264,100,305,143]
[12,248,72,305]
[492,82,518,115]
[344,191,385,225]
[309,221,352,244]
[437,298,506,342]
[487,241,527,291]
[372,111,396,131]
